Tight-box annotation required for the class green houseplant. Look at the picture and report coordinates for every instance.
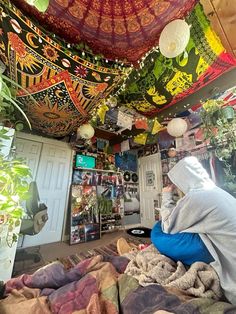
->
[0,150,32,246]
[200,98,236,195]
[200,99,236,160]
[0,69,33,246]
[0,73,32,130]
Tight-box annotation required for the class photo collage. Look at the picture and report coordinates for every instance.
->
[70,170,124,243]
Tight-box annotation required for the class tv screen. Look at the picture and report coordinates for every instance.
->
[75,154,96,169]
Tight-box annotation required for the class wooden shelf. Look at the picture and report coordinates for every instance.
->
[74,167,121,173]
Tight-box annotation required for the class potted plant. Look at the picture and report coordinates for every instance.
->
[200,98,236,194]
[0,147,32,247]
[0,67,33,246]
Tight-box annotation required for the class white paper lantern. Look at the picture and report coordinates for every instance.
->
[77,124,95,139]
[159,19,190,58]
[167,118,188,137]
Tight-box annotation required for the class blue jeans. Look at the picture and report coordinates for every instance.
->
[151,221,214,265]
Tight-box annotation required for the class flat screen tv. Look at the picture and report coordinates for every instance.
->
[75,154,96,169]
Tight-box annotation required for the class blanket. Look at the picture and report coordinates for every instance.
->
[125,245,222,300]
[1,254,236,314]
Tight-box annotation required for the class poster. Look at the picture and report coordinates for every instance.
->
[146,171,155,186]
[70,185,99,244]
[124,183,140,215]
[97,185,124,215]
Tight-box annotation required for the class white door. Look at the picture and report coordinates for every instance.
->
[15,138,42,180]
[139,153,162,228]
[23,143,72,247]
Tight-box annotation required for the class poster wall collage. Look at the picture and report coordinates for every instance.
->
[69,152,140,245]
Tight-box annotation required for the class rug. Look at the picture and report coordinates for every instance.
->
[57,235,150,270]
[126,227,152,238]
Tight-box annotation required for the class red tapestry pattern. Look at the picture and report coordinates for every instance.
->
[12,0,198,63]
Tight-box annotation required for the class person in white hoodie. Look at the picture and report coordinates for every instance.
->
[151,156,236,305]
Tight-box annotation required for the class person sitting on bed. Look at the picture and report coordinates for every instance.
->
[151,156,236,305]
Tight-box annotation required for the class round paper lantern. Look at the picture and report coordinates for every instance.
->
[77,124,95,139]
[159,19,190,58]
[167,118,188,137]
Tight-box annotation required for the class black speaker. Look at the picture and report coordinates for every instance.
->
[123,171,139,183]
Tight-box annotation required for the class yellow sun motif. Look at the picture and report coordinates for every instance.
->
[83,85,100,98]
[42,44,59,62]
[17,53,41,72]
[26,94,73,125]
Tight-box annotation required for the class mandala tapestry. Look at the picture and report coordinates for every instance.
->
[11,0,198,63]
[118,4,236,116]
[0,3,125,136]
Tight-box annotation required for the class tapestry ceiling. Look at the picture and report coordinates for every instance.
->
[0,2,236,139]
[11,0,198,63]
[0,2,126,137]
[117,4,236,117]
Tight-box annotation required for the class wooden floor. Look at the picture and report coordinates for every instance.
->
[13,230,125,276]
[40,230,125,261]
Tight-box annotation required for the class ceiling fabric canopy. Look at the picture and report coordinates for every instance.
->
[118,4,236,117]
[0,2,125,137]
[11,0,198,63]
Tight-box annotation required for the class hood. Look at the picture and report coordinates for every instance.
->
[168,156,215,194]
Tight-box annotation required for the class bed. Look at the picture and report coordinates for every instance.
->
[0,244,235,314]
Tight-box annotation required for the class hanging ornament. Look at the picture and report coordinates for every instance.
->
[159,19,190,58]
[25,0,49,13]
[77,124,95,139]
[107,96,118,108]
[97,104,109,124]
[134,133,148,145]
[167,147,177,158]
[151,118,165,135]
[117,111,133,130]
[167,118,188,137]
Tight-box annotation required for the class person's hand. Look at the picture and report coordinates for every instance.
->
[162,185,174,193]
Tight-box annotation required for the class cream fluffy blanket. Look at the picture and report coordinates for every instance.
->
[124,245,222,300]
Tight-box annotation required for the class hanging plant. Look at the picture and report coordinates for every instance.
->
[200,98,236,194]
[0,73,32,129]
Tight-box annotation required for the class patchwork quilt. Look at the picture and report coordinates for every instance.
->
[1,251,236,314]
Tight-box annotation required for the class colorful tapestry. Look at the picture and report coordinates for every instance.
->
[12,0,198,63]
[118,4,236,116]
[0,2,125,136]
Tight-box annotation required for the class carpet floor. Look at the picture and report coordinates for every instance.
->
[13,231,150,276]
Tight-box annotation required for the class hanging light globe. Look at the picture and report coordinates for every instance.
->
[167,118,188,137]
[77,124,95,139]
[159,19,190,58]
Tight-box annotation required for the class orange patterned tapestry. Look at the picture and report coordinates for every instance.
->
[0,2,125,136]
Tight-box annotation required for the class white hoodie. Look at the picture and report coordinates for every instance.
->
[160,156,236,305]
